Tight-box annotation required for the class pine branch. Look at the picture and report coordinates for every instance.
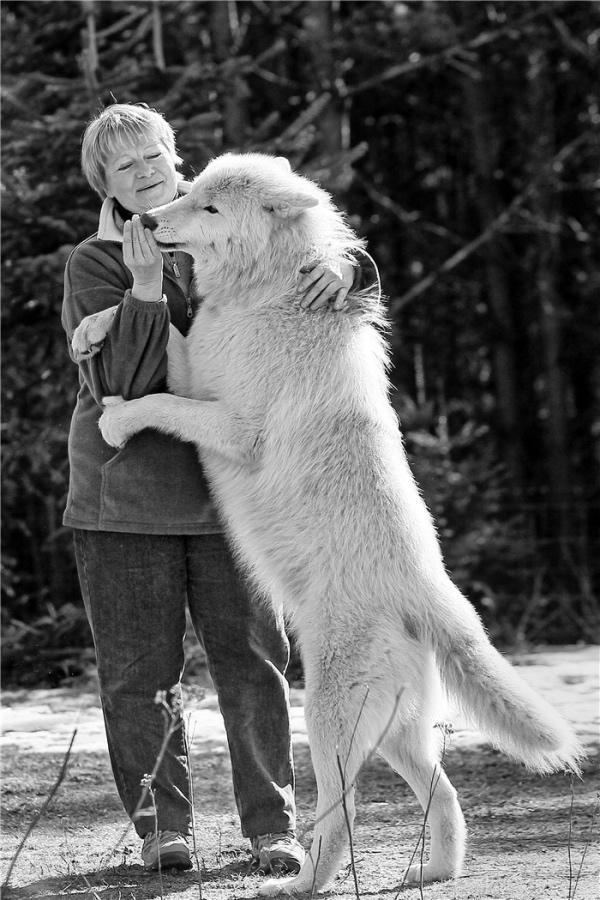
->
[345,4,559,97]
[357,175,463,245]
[390,130,593,315]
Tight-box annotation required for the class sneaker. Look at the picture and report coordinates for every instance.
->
[141,830,192,870]
[251,831,305,874]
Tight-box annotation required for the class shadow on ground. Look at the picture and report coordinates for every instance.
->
[2,738,599,899]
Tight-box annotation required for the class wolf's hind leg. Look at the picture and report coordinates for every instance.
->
[259,677,375,897]
[378,719,466,884]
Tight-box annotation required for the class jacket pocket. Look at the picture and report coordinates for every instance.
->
[99,430,219,530]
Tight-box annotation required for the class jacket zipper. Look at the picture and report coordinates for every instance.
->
[169,251,193,318]
[169,252,181,278]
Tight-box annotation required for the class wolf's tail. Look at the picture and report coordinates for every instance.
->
[424,583,584,774]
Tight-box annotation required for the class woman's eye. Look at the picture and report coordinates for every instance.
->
[204,205,219,214]
[119,163,132,171]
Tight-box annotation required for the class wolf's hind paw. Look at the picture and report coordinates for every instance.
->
[403,861,454,884]
[258,875,309,896]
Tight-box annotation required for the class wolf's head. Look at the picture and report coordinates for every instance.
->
[142,153,363,295]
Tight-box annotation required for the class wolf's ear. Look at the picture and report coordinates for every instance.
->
[264,191,319,219]
[273,157,292,173]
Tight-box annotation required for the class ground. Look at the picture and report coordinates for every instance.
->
[2,645,599,900]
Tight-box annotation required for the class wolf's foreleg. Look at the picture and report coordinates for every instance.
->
[99,394,253,463]
[166,324,188,396]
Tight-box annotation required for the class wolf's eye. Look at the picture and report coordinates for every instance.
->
[204,205,219,214]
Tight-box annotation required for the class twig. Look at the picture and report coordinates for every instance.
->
[570,788,600,900]
[184,713,203,900]
[2,728,77,888]
[336,754,361,900]
[394,725,450,900]
[567,774,575,899]
[309,835,323,900]
[344,686,370,772]
[147,783,164,899]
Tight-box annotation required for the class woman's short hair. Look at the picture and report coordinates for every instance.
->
[81,103,182,197]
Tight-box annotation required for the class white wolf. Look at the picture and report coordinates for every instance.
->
[88,153,582,896]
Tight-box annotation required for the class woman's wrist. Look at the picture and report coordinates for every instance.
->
[132,278,164,302]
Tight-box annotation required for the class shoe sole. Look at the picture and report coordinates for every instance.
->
[252,853,303,875]
[144,852,192,871]
[271,858,302,874]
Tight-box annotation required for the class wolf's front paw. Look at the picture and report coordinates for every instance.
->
[71,306,118,360]
[98,396,131,449]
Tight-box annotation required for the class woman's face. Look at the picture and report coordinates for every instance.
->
[104,134,178,213]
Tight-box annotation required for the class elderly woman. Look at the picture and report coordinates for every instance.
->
[61,103,357,873]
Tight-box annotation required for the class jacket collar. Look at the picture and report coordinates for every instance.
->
[97,180,192,242]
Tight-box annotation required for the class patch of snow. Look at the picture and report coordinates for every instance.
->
[1,645,598,756]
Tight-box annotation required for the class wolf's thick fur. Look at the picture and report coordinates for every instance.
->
[96,154,582,895]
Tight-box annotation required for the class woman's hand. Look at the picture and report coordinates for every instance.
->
[297,259,355,311]
[123,215,164,302]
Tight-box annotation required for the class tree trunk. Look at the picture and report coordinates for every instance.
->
[301,1,344,157]
[79,0,99,97]
[462,72,523,492]
[527,45,575,562]
[209,0,249,148]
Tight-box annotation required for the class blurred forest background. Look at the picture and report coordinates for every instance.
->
[2,0,599,687]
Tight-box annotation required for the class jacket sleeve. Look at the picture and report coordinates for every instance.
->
[62,241,170,404]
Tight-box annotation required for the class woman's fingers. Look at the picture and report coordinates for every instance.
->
[332,286,349,311]
[124,217,158,259]
[132,216,160,259]
[122,217,163,287]
[297,260,320,294]
[300,269,344,309]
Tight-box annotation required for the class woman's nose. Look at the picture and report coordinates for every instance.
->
[135,159,154,177]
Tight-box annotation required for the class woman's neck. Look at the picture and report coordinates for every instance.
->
[113,198,134,222]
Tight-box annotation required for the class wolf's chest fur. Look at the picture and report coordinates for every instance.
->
[181,299,353,418]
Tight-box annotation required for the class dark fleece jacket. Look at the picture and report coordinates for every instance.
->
[61,234,221,534]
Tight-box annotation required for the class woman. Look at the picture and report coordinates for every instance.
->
[62,103,357,873]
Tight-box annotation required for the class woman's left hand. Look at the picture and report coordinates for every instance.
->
[297,260,355,311]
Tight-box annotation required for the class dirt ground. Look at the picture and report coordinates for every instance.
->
[2,645,599,900]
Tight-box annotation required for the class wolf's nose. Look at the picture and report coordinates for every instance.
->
[140,212,157,230]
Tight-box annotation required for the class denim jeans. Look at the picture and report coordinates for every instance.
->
[73,530,295,839]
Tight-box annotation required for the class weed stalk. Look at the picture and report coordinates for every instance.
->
[102,688,183,870]
[395,722,450,900]
[336,753,360,899]
[184,712,203,900]
[2,727,77,889]
[568,781,599,900]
